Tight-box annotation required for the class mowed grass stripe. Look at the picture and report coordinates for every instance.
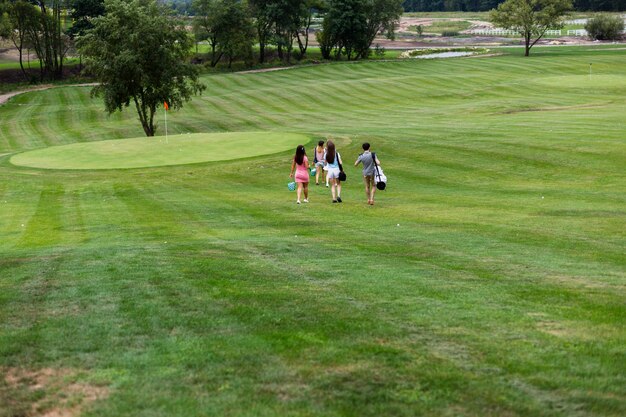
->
[0,47,625,416]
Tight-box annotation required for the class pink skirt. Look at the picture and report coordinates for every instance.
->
[295,171,309,183]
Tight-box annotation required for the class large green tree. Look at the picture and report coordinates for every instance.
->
[490,0,572,56]
[78,0,205,137]
[192,0,254,67]
[317,0,402,60]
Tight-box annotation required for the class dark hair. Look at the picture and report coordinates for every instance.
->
[326,141,335,164]
[318,140,324,147]
[362,142,370,151]
[294,145,306,165]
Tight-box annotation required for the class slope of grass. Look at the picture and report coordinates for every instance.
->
[0,46,624,417]
[10,132,310,170]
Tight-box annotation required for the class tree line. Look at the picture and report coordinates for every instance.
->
[0,0,403,81]
[402,0,626,11]
[193,0,403,65]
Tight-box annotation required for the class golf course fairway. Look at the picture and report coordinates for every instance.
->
[10,131,310,169]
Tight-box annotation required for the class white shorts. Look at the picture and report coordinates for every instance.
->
[315,161,325,168]
[326,167,341,179]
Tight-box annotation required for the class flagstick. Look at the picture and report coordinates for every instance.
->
[165,106,168,144]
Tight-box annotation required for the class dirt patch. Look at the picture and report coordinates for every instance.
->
[1,367,109,417]
[0,47,39,63]
[397,17,492,34]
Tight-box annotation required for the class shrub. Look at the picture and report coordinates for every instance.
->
[585,15,624,41]
[442,31,459,37]
[374,43,386,57]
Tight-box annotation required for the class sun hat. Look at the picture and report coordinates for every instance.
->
[287,181,296,191]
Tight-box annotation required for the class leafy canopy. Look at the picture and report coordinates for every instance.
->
[490,0,572,56]
[585,14,625,41]
[78,0,205,136]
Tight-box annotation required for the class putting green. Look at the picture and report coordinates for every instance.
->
[10,132,310,169]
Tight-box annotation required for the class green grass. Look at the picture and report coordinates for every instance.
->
[0,57,79,71]
[0,45,625,417]
[10,132,310,170]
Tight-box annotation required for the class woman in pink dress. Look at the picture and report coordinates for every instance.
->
[289,145,310,204]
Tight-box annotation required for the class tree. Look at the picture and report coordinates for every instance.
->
[193,0,254,67]
[248,0,273,63]
[79,0,205,137]
[31,0,69,80]
[358,0,403,59]
[0,1,39,80]
[585,14,624,40]
[490,0,572,56]
[67,0,105,39]
[317,0,401,60]
[295,0,324,58]
[66,0,105,71]
[0,0,69,81]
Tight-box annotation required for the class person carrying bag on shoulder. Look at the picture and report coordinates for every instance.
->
[354,142,381,205]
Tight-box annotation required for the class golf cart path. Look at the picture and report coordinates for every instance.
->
[0,83,97,106]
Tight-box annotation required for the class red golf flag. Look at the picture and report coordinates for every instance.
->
[164,101,169,111]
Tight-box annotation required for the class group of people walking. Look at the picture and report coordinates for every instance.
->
[289,140,382,205]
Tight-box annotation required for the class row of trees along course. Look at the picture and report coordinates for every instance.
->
[0,0,70,81]
[317,0,403,60]
[402,0,626,11]
[192,0,403,64]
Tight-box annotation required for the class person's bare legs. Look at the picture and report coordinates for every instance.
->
[337,181,342,202]
[296,182,303,203]
[330,178,337,201]
[369,177,376,205]
[303,183,309,201]
[363,176,371,203]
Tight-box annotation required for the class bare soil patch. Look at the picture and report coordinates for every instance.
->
[2,367,109,417]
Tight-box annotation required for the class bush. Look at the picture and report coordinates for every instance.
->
[374,43,386,58]
[442,31,459,37]
[585,15,624,41]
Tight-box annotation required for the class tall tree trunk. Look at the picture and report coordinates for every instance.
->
[296,13,312,59]
[11,33,28,80]
[257,25,267,64]
[259,40,265,63]
[134,95,154,137]
[211,52,223,67]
